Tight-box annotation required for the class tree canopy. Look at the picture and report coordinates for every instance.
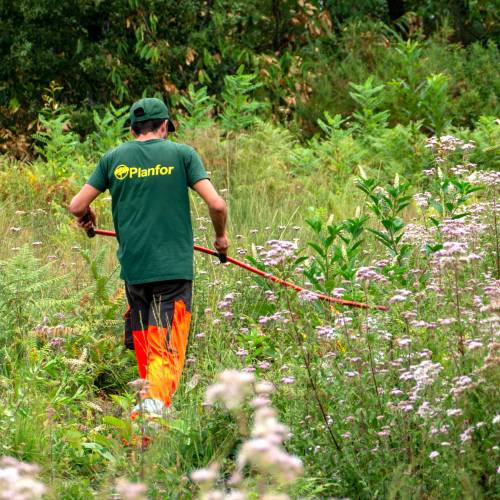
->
[0,0,498,138]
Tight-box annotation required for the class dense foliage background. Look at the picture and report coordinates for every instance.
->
[1,0,499,151]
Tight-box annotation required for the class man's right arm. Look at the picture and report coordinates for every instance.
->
[69,183,102,229]
[192,179,229,256]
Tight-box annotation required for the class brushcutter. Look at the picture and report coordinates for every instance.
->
[79,214,388,312]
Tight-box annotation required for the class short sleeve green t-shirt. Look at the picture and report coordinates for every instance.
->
[87,139,209,284]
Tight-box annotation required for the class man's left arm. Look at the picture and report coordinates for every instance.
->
[69,184,102,229]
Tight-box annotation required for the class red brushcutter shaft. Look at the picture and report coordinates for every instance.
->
[88,228,388,311]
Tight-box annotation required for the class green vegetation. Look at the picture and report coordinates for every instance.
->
[1,0,500,147]
[1,3,500,499]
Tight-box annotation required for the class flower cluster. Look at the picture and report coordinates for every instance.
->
[217,293,235,311]
[413,192,432,209]
[450,375,475,397]
[115,478,147,500]
[467,170,500,187]
[297,289,319,302]
[402,223,434,249]
[425,135,475,162]
[259,240,298,266]
[389,289,412,304]
[316,325,335,339]
[217,293,236,320]
[204,370,255,410]
[194,372,303,499]
[235,403,303,484]
[258,311,290,326]
[483,280,500,312]
[399,360,443,402]
[0,456,46,499]
[355,266,388,284]
[439,217,487,243]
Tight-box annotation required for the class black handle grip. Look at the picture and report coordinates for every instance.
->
[217,252,227,263]
[81,211,95,238]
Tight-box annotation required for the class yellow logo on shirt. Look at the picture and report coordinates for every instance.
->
[114,165,129,180]
[114,164,175,180]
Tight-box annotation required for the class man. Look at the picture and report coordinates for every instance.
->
[69,97,228,417]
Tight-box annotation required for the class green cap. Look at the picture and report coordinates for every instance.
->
[129,97,175,131]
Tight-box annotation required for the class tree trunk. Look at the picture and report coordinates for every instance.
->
[272,0,282,52]
[387,0,405,22]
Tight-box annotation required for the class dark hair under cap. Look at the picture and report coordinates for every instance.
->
[131,118,166,135]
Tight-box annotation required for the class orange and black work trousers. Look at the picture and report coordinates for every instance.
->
[124,279,192,407]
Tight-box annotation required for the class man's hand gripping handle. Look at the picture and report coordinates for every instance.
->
[81,211,96,238]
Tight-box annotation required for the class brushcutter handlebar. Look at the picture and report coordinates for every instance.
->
[81,211,96,238]
[217,252,228,264]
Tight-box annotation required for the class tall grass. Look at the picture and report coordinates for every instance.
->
[0,98,499,498]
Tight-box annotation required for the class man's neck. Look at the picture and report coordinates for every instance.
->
[134,132,165,142]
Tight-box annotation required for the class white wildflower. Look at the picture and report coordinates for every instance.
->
[115,478,147,500]
[204,370,255,410]
[255,381,275,395]
[0,457,46,500]
[460,427,474,444]
[190,463,219,486]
